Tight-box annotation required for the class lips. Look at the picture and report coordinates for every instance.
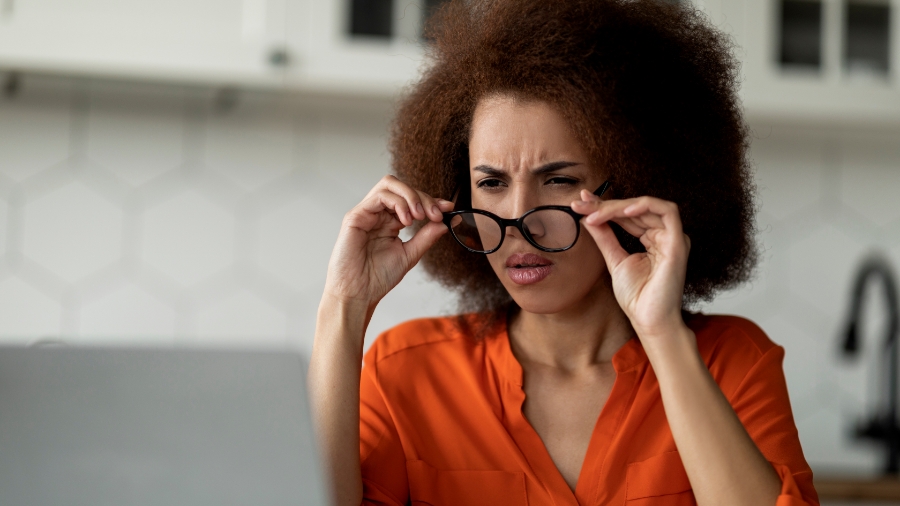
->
[505,253,552,268]
[505,253,553,285]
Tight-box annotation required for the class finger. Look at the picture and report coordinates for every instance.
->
[437,199,455,212]
[356,190,414,227]
[403,221,448,266]
[585,198,680,231]
[606,216,650,238]
[580,189,602,202]
[571,195,608,214]
[412,189,446,222]
[573,202,648,238]
[583,221,630,271]
[381,176,432,221]
[621,197,683,234]
[577,197,666,220]
[610,213,665,236]
[578,199,637,223]
[367,175,425,221]
[580,207,655,237]
[365,174,401,199]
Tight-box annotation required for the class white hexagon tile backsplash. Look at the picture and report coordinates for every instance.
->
[1,76,900,473]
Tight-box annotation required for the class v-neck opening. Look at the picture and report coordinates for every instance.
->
[489,320,646,505]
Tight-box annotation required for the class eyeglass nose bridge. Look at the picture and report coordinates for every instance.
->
[490,215,527,249]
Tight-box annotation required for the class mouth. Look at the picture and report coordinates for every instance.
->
[505,253,553,285]
[505,253,552,268]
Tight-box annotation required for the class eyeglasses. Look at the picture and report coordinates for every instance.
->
[442,180,611,254]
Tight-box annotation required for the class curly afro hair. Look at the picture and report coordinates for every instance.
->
[391,0,757,321]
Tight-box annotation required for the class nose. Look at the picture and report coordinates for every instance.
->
[501,186,540,240]
[521,214,547,240]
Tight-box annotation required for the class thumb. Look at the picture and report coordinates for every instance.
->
[584,221,629,273]
[402,221,448,267]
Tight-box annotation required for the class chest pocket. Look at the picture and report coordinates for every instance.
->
[625,451,696,505]
[406,459,527,506]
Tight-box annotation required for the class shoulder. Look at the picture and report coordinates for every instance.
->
[363,315,485,370]
[362,315,494,402]
[685,313,785,395]
[687,312,780,357]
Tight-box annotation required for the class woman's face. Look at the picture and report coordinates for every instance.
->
[468,95,610,314]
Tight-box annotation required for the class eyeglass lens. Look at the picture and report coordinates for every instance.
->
[449,213,502,252]
[523,209,578,249]
[449,209,578,253]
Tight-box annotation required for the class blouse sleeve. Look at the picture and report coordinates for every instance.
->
[359,361,409,506]
[727,344,820,506]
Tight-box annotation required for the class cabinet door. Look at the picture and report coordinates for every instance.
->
[285,0,425,96]
[0,0,291,86]
[741,0,900,122]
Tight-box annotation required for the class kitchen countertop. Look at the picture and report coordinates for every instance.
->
[816,477,900,502]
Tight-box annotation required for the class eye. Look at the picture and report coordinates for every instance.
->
[546,176,579,186]
[476,178,506,189]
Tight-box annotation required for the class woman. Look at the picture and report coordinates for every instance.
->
[310,0,817,505]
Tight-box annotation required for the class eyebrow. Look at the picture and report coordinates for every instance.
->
[472,161,581,177]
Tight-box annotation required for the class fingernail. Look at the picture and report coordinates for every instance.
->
[416,203,424,216]
[432,205,440,216]
[437,199,452,206]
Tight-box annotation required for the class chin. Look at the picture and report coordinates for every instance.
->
[511,294,576,315]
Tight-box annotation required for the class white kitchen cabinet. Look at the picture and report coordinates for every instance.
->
[701,0,900,125]
[283,0,425,97]
[0,0,292,87]
[1,0,897,116]
[0,0,425,97]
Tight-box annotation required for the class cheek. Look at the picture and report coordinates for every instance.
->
[485,250,507,275]
[557,236,607,279]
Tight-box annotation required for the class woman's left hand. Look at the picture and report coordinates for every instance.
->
[571,191,691,339]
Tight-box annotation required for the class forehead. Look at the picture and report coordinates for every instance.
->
[468,96,588,170]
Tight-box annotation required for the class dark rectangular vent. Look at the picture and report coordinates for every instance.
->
[845,2,890,75]
[349,0,393,39]
[780,0,823,69]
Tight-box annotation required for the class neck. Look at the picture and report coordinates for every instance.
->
[508,277,634,372]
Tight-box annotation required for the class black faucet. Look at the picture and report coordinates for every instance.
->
[841,254,900,474]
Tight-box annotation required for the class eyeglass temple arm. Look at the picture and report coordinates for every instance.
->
[593,180,611,198]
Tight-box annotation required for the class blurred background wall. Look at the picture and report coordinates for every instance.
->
[2,0,900,487]
[0,77,455,350]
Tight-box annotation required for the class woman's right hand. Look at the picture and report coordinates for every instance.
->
[323,175,454,312]
[314,174,451,506]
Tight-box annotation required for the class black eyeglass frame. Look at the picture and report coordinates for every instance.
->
[442,180,611,254]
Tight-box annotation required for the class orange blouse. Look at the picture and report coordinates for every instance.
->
[359,313,818,505]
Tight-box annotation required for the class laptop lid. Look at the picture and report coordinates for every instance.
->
[0,346,330,506]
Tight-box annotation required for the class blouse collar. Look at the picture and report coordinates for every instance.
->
[486,316,648,388]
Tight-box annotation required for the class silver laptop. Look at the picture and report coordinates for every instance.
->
[0,346,330,506]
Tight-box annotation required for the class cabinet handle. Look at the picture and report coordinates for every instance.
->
[3,72,20,98]
[268,47,290,67]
